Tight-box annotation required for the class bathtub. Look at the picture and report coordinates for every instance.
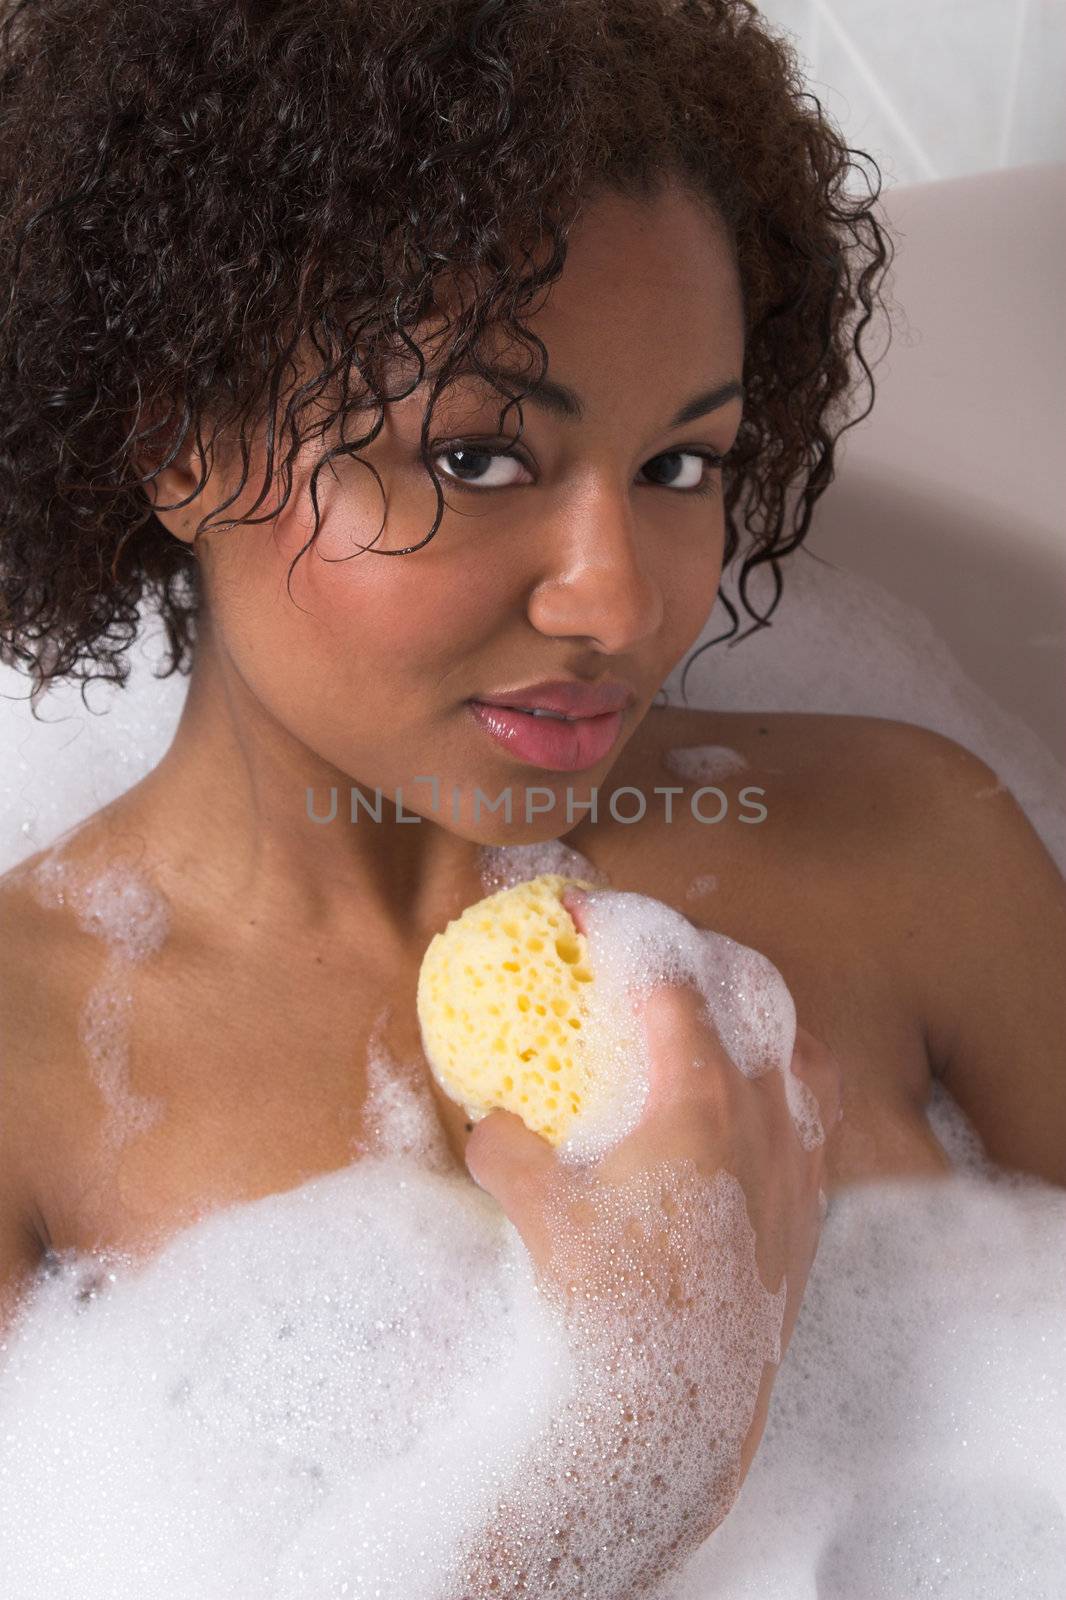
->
[801,161,1066,766]
[654,161,1066,883]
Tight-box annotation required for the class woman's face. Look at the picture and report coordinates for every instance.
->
[169,180,745,842]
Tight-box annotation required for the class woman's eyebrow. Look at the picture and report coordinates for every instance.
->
[449,364,744,427]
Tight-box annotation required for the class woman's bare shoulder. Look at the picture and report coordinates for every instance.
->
[0,837,103,1010]
[635,700,951,760]
[600,704,960,931]
[0,847,66,1033]
[629,703,1054,893]
[627,703,960,822]
[0,822,146,1292]
[851,721,1066,1186]
[0,835,112,1170]
[0,797,146,968]
[633,707,1066,1186]
[618,703,1042,986]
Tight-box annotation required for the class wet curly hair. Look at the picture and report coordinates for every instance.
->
[0,0,892,705]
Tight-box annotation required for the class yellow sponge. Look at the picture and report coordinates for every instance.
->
[416,872,599,1145]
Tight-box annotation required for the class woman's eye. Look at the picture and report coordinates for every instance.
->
[432,444,725,495]
[639,449,724,495]
[433,445,529,490]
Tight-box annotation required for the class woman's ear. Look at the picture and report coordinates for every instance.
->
[130,399,225,549]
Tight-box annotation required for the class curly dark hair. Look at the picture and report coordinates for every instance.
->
[0,0,892,707]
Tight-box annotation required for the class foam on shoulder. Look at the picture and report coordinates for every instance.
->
[664,744,749,784]
[26,850,170,1146]
[476,839,610,895]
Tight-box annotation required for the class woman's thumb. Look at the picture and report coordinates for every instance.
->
[464,1106,559,1218]
[560,883,590,936]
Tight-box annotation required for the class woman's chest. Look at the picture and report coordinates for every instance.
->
[33,887,953,1265]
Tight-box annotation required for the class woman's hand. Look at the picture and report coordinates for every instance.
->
[465,901,841,1309]
[463,889,844,1494]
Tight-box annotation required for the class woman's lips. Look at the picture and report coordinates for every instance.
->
[466,700,626,771]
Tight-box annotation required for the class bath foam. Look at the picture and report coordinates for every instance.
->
[0,1072,1062,1596]
[28,850,170,962]
[476,836,611,895]
[417,873,823,1164]
[568,884,826,1158]
[0,1157,577,1599]
[22,849,170,1148]
[0,1139,787,1600]
[664,744,749,784]
[351,1005,456,1174]
[670,1162,1066,1599]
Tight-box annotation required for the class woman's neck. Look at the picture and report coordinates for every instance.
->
[114,623,486,961]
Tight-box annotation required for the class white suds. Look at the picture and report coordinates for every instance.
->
[1,1089,1061,1598]
[664,745,749,784]
[31,856,170,962]
[27,853,169,1147]
[476,838,610,894]
[0,1159,573,1599]
[675,1156,1066,1599]
[353,1007,455,1174]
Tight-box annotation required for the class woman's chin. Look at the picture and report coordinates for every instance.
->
[433,758,626,846]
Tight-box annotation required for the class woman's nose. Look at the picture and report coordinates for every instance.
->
[525,500,664,654]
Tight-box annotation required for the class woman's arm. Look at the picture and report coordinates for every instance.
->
[443,989,842,1600]
[446,1351,771,1600]
[890,725,1066,1187]
[0,1131,44,1350]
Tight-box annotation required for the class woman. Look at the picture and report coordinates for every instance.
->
[0,0,1063,1585]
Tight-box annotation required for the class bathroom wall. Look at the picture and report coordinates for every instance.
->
[755,0,1065,186]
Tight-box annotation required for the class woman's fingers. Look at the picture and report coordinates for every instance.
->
[791,1024,845,1144]
[639,981,734,1103]
[464,1110,575,1278]
[560,884,591,935]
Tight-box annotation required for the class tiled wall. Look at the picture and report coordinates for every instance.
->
[756,0,1065,187]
